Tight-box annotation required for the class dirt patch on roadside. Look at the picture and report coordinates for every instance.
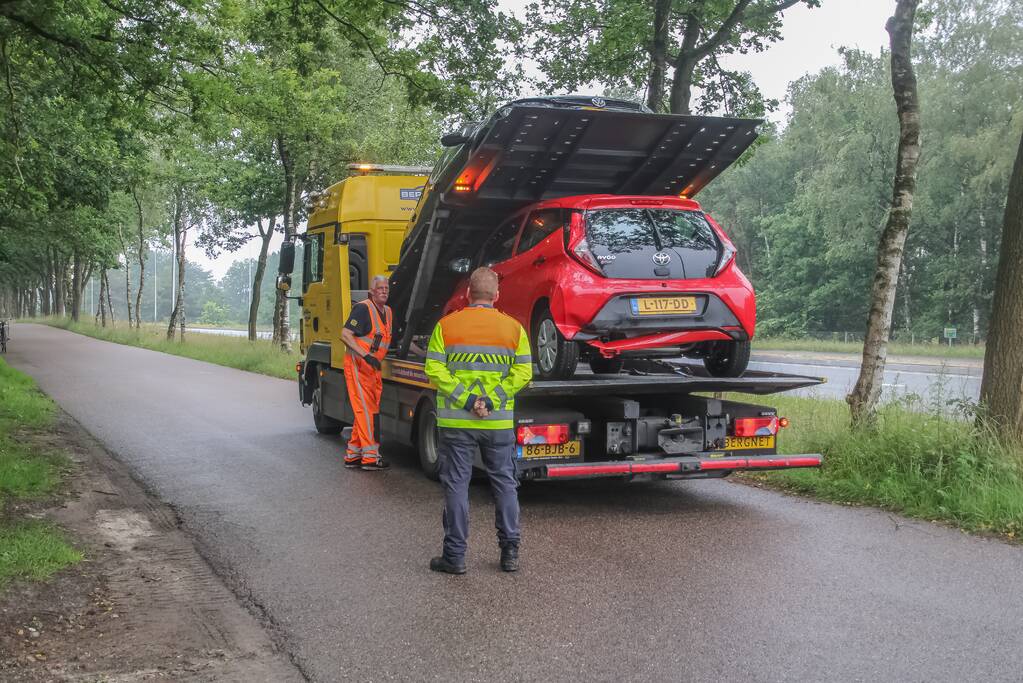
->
[0,412,304,682]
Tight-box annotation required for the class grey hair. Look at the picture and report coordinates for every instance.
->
[371,275,389,287]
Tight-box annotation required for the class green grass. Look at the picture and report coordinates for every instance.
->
[754,337,986,360]
[43,318,297,380]
[0,522,83,585]
[743,392,1023,538]
[0,359,81,585]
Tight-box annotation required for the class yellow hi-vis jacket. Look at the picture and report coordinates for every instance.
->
[424,304,533,429]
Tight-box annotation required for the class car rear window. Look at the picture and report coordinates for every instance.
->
[584,208,722,279]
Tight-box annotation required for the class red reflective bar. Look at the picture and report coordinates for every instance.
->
[745,456,822,468]
[699,459,747,470]
[631,461,682,474]
[546,464,632,478]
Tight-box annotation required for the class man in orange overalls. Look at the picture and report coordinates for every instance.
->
[340,275,392,471]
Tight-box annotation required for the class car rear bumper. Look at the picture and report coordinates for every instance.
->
[523,453,822,480]
[572,292,746,338]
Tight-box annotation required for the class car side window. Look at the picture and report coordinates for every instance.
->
[516,209,564,254]
[479,215,522,265]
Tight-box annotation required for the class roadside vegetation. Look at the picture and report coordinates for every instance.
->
[744,392,1023,538]
[43,318,296,380]
[753,338,985,360]
[0,360,81,587]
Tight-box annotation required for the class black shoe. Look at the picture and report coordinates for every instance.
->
[361,459,390,471]
[344,458,361,469]
[500,543,520,572]
[429,556,466,575]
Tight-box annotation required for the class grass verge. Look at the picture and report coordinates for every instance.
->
[41,318,296,380]
[743,392,1023,538]
[754,337,985,359]
[0,359,82,587]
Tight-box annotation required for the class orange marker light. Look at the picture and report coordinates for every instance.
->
[779,417,790,428]
[454,183,472,192]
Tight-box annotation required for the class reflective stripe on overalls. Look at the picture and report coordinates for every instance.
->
[342,300,392,464]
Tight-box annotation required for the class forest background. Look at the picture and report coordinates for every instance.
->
[0,0,1020,347]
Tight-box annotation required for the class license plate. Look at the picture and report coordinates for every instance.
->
[632,296,698,315]
[520,441,581,459]
[724,436,775,450]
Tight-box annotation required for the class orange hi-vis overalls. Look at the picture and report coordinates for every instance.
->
[342,300,392,466]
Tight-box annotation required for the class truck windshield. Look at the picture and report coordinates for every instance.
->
[584,208,721,280]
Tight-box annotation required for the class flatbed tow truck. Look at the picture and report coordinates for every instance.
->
[277,98,824,481]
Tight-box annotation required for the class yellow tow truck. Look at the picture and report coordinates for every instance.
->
[277,97,825,481]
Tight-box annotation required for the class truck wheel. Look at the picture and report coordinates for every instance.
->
[416,402,441,481]
[703,340,751,377]
[312,386,342,435]
[532,306,578,380]
[588,356,624,374]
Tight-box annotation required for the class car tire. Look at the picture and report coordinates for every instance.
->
[532,306,578,380]
[703,340,751,377]
[416,401,441,481]
[588,356,624,374]
[312,385,343,435]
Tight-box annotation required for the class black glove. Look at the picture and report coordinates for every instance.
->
[363,355,382,371]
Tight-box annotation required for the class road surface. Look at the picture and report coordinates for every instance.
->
[8,325,1021,682]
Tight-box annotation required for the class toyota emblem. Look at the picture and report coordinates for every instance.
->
[652,251,671,266]
[591,97,606,108]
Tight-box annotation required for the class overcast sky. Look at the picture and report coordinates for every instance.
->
[191,0,894,280]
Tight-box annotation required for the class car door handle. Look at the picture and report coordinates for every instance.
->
[532,256,546,267]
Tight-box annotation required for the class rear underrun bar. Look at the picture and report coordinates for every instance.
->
[543,455,822,479]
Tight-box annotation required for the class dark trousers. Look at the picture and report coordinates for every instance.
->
[438,428,520,563]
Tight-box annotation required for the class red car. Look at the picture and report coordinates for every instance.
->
[444,194,755,380]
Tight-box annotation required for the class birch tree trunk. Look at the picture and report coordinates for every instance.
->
[979,127,1023,439]
[167,188,187,341]
[248,218,274,341]
[847,0,921,426]
[132,188,146,329]
[273,135,296,351]
[117,223,134,328]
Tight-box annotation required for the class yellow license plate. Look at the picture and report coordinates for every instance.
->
[634,296,698,315]
[725,436,775,450]
[521,441,582,459]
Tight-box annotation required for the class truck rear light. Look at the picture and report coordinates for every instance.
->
[454,183,472,192]
[517,423,570,445]
[733,417,779,437]
[778,417,789,428]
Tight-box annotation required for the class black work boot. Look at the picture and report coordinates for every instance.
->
[430,556,466,575]
[360,458,390,471]
[500,543,520,572]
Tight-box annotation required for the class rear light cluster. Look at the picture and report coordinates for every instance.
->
[566,211,604,276]
[732,416,788,437]
[517,423,570,446]
[714,242,736,276]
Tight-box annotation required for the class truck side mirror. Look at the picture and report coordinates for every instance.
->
[449,257,472,274]
[279,241,296,274]
[440,132,471,147]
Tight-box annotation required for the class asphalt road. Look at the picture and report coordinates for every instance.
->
[8,324,1022,682]
[747,351,982,406]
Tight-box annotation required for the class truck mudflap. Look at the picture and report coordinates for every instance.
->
[535,454,822,480]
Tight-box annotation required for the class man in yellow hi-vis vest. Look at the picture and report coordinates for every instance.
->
[340,275,392,471]
[424,267,533,574]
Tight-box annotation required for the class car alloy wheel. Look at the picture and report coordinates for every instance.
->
[536,318,560,374]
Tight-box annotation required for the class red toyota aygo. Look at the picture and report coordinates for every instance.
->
[444,194,755,380]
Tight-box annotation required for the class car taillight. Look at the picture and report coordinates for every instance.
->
[733,417,779,437]
[567,212,603,275]
[517,423,570,445]
[714,242,736,276]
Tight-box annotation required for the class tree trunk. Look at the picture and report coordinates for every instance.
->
[978,127,1023,439]
[167,189,185,340]
[99,270,108,327]
[53,248,65,317]
[274,135,297,351]
[847,0,921,426]
[132,188,146,329]
[103,269,115,325]
[167,204,188,341]
[70,250,83,323]
[117,223,134,328]
[248,218,274,341]
[646,0,672,112]
[668,17,702,116]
